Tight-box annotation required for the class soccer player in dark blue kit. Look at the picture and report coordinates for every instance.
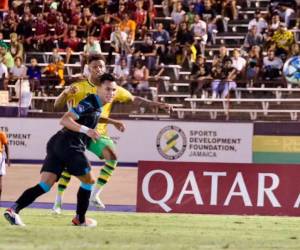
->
[3,73,123,227]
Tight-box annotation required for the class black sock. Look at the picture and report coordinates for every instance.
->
[76,187,91,223]
[13,184,46,213]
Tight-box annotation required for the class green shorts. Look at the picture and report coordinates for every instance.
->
[87,136,115,159]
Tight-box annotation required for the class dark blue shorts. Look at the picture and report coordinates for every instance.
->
[41,131,91,180]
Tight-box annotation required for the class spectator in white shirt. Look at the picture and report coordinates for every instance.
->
[0,61,8,78]
[269,13,281,32]
[81,36,102,68]
[231,49,246,78]
[108,24,128,64]
[248,10,268,34]
[10,56,27,81]
[10,57,31,106]
[171,1,186,25]
[191,14,208,55]
[0,61,8,90]
[191,14,208,43]
[279,4,295,28]
[113,57,130,89]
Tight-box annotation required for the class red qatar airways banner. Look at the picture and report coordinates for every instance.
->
[137,161,300,216]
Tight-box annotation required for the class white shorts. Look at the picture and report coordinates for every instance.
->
[0,152,6,176]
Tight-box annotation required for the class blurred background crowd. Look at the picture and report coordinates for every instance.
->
[0,0,299,112]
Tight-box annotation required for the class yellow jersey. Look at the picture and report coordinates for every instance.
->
[66,79,134,135]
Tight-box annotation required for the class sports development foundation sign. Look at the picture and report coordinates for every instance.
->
[137,161,300,216]
[110,121,253,163]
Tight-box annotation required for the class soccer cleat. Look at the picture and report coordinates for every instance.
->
[52,204,62,214]
[3,208,26,226]
[72,216,97,227]
[89,195,106,209]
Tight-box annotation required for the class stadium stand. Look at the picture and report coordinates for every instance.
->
[0,0,299,121]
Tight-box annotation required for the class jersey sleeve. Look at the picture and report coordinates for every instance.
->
[65,82,87,108]
[65,83,76,101]
[70,94,102,119]
[114,86,134,103]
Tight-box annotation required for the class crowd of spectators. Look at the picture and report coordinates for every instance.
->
[189,1,300,98]
[0,0,299,105]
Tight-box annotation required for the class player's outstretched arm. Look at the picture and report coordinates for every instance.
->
[60,112,100,140]
[132,95,172,113]
[99,117,125,132]
[54,85,78,111]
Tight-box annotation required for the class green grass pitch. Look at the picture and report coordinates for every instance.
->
[0,208,300,250]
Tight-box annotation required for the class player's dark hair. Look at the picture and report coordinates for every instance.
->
[88,54,106,64]
[99,73,115,84]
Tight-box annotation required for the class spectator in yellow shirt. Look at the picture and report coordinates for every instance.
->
[272,23,295,57]
[43,49,65,86]
[119,13,137,41]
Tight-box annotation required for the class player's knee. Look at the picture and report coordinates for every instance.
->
[108,151,117,161]
[102,147,117,161]
[88,178,95,184]
[80,182,93,191]
[110,155,117,161]
[82,176,95,184]
[77,171,95,184]
[39,181,52,193]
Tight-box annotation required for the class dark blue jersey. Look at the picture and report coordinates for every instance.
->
[58,94,103,149]
[70,94,103,129]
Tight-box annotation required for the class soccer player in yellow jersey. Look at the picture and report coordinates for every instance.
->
[52,54,171,213]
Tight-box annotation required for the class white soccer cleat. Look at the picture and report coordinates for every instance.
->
[4,208,26,226]
[52,205,62,214]
[52,194,64,214]
[72,216,97,227]
[89,195,106,209]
